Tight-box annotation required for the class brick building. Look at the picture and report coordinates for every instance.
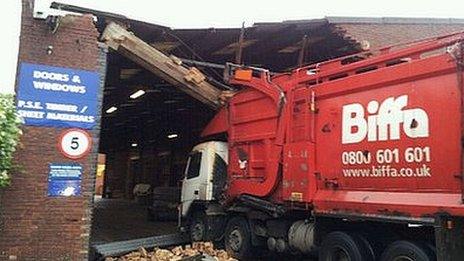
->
[0,1,104,260]
[1,1,464,259]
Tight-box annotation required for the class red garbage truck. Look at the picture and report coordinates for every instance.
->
[179,32,464,261]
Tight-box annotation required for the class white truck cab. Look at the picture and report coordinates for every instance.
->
[180,141,228,217]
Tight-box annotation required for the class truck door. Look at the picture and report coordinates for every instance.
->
[181,150,206,216]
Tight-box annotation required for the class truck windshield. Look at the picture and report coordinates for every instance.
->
[186,151,202,179]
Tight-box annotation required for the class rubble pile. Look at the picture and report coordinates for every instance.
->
[105,242,238,261]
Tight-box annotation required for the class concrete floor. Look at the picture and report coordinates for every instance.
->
[89,198,316,260]
[90,198,178,244]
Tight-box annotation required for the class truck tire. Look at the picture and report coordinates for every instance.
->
[319,231,375,261]
[189,211,207,242]
[225,217,253,260]
[380,240,436,261]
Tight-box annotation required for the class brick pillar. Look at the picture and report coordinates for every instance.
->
[0,1,104,260]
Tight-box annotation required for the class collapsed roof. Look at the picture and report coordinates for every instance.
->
[51,1,464,152]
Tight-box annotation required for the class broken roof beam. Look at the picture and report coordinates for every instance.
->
[101,22,223,109]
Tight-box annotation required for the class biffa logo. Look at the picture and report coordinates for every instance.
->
[342,95,429,144]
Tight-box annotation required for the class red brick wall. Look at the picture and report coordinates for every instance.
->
[0,1,102,260]
[336,23,464,50]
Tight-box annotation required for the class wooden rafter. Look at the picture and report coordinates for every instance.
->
[102,22,225,109]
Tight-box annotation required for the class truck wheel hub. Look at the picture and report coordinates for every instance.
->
[333,247,350,261]
[191,222,204,241]
[228,229,243,251]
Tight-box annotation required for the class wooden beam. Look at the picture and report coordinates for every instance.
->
[298,35,309,67]
[235,22,245,64]
[102,22,224,109]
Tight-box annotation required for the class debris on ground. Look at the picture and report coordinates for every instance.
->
[104,242,238,261]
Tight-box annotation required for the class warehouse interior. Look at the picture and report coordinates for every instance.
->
[97,19,357,201]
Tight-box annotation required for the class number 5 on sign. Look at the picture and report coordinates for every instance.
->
[58,129,92,159]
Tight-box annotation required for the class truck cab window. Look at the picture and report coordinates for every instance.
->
[186,151,202,179]
[212,153,227,199]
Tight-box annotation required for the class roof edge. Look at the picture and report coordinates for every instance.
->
[325,16,464,24]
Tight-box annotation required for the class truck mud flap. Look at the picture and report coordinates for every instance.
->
[435,216,464,260]
[91,233,190,260]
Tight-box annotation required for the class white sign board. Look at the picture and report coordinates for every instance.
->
[58,129,92,159]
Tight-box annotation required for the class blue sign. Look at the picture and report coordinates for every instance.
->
[16,62,99,129]
[47,163,82,197]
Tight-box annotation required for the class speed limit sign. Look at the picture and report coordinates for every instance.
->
[58,129,92,159]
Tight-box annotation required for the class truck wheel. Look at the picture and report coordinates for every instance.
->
[319,231,375,261]
[380,240,435,261]
[189,211,207,242]
[225,217,252,260]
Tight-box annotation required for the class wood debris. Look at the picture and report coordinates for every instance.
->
[105,242,237,261]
